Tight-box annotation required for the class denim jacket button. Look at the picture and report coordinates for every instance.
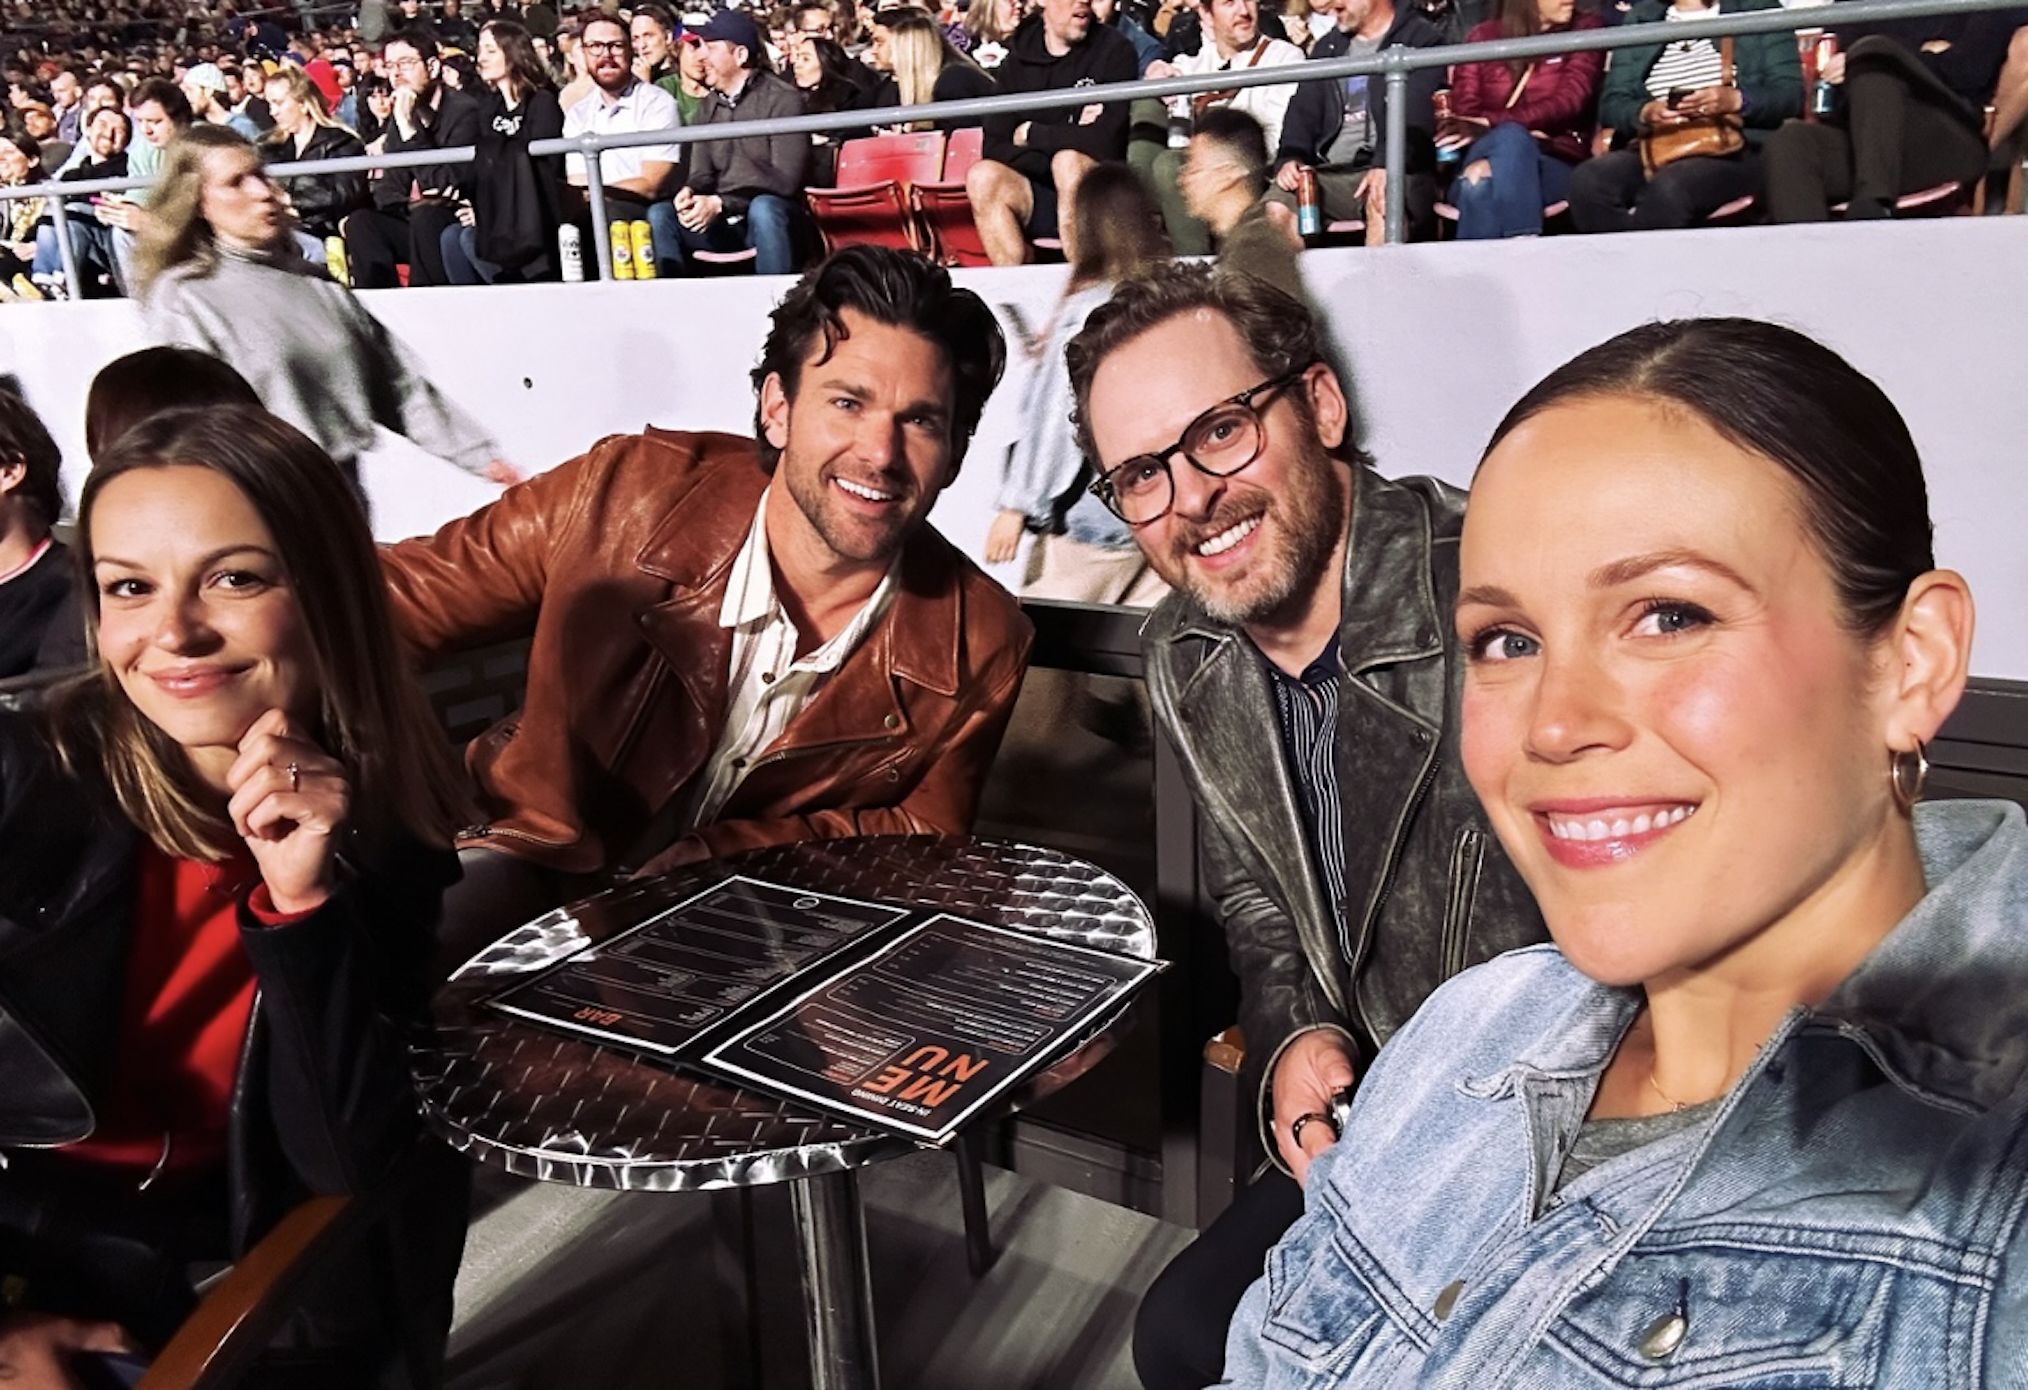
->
[1639,1311,1688,1360]
[1433,1279,1464,1321]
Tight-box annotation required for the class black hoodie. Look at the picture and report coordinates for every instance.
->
[983,11,1138,181]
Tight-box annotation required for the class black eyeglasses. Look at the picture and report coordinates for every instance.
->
[1088,369,1309,527]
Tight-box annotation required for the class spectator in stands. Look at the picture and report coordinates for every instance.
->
[0,132,43,294]
[793,35,870,183]
[50,66,81,142]
[1063,262,1544,1390]
[562,14,681,255]
[1440,0,1601,237]
[329,53,361,127]
[963,0,1024,66]
[631,1,681,87]
[1138,0,1305,254]
[986,162,1169,606]
[259,65,367,245]
[438,0,481,51]
[792,0,885,95]
[874,5,996,127]
[556,20,596,109]
[52,76,124,175]
[356,71,395,145]
[1265,0,1445,243]
[1221,316,2020,1390]
[32,106,128,297]
[1566,0,1800,233]
[342,27,484,287]
[137,126,518,492]
[968,0,1137,265]
[21,102,68,174]
[447,18,564,282]
[652,9,811,275]
[182,60,259,138]
[124,74,190,179]
[658,17,714,127]
[380,244,1032,967]
[1179,106,1304,300]
[0,390,83,678]
[1764,6,2028,220]
[0,404,466,1385]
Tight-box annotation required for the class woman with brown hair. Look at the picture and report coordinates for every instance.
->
[984,161,1171,605]
[136,125,517,492]
[445,18,567,284]
[0,405,469,1383]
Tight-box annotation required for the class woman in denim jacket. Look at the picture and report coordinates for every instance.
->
[1223,317,2028,1388]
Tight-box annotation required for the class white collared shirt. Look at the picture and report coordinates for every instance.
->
[685,488,899,828]
[562,76,682,185]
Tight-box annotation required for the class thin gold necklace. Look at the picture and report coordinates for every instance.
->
[1646,1068,1690,1113]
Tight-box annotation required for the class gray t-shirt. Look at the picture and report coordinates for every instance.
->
[1323,34,1383,166]
[1555,1098,1720,1190]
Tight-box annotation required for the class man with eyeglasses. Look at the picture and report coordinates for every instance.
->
[1065,261,1545,1390]
[342,26,485,287]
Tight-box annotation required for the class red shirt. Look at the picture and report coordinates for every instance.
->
[61,845,304,1180]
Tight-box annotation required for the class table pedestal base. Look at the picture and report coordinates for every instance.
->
[791,1170,881,1390]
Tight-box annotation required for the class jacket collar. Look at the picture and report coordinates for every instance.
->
[1489,801,2028,1116]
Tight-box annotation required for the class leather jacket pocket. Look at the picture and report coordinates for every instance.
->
[1548,1242,1895,1387]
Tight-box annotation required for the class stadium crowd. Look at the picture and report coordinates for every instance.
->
[0,0,2017,299]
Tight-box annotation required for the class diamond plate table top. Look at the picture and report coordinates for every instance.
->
[415,836,1157,1191]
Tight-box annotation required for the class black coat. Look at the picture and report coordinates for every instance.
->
[263,122,369,240]
[472,86,566,273]
[1274,9,1447,173]
[981,13,1138,181]
[374,81,486,211]
[0,709,461,1355]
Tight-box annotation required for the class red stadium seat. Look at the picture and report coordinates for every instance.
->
[805,131,948,255]
[912,127,991,266]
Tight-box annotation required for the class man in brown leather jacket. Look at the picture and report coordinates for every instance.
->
[1067,263,1545,1390]
[383,247,1034,963]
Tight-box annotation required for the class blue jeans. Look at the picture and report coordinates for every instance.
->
[647,192,798,276]
[1447,121,1575,239]
[441,222,500,285]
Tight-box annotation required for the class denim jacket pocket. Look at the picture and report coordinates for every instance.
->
[1259,1214,1425,1386]
[1549,1237,1894,1387]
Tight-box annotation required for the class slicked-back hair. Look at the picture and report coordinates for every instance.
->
[1192,105,1269,195]
[1066,259,1370,470]
[388,25,442,62]
[750,245,1006,475]
[0,388,63,528]
[1482,317,1934,638]
[51,406,470,861]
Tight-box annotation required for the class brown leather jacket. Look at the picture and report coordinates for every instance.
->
[381,429,1034,875]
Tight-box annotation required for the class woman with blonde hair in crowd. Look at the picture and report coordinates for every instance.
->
[135,125,518,494]
[884,5,996,125]
[962,0,1024,67]
[0,404,470,1385]
[259,62,367,246]
[985,162,1170,606]
[0,132,47,299]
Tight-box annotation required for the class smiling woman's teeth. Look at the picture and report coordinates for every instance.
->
[1197,515,1260,557]
[1547,805,1696,841]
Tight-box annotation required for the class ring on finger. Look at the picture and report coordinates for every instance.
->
[287,760,300,793]
[1290,1110,1342,1150]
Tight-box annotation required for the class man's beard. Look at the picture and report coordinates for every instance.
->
[1160,442,1347,629]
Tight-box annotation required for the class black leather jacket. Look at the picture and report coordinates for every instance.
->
[262,122,369,240]
[0,709,457,1344]
[1144,466,1546,1167]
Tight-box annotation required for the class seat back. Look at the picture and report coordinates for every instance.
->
[834,130,947,188]
[940,126,985,182]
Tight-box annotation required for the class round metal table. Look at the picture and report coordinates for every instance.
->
[414,835,1157,1390]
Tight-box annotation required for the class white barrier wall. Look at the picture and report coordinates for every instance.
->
[2,216,2022,674]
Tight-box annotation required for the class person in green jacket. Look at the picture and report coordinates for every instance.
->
[1567,0,1802,231]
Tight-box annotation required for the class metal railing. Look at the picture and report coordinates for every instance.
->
[0,0,2013,295]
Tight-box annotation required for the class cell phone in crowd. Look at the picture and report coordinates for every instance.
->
[1667,86,1694,108]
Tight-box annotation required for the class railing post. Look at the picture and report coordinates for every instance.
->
[582,135,615,281]
[47,197,82,301]
[1383,62,1408,247]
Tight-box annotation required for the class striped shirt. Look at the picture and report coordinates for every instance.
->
[1644,6,1728,99]
[1267,636,1352,962]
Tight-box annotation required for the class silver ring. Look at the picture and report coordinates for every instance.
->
[1290,1110,1342,1149]
[287,761,300,793]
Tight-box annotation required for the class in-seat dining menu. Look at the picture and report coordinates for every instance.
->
[486,876,1160,1144]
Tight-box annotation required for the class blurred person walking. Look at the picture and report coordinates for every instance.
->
[136,126,521,497]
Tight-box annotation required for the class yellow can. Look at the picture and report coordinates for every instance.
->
[629,221,658,280]
[610,221,634,281]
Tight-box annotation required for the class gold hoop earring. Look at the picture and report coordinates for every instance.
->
[1890,741,1930,814]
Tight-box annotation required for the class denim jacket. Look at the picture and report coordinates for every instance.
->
[1224,798,2028,1389]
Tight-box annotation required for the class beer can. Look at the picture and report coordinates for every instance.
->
[1433,89,1460,168]
[1296,166,1322,239]
[323,235,350,286]
[558,224,584,283]
[610,221,635,281]
[629,220,658,280]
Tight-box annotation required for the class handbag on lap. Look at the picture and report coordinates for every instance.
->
[1637,35,1744,176]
